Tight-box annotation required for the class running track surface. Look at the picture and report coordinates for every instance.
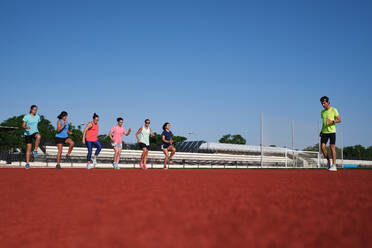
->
[0,169,371,248]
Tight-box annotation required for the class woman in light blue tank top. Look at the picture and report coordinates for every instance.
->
[55,111,75,169]
[136,119,155,169]
[22,105,41,169]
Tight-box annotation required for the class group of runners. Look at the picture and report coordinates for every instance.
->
[21,95,341,171]
[22,106,176,170]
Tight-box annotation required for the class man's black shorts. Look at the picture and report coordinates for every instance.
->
[321,133,336,145]
[139,142,149,149]
[25,133,39,144]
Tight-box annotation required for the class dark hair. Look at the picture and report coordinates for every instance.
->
[57,111,68,119]
[29,105,37,113]
[320,96,329,103]
[162,122,170,131]
[145,119,150,123]
[117,117,123,122]
[93,113,99,119]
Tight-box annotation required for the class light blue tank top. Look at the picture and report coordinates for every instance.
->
[56,120,69,138]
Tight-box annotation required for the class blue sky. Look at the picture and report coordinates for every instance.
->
[1,0,371,148]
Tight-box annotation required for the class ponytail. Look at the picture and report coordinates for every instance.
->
[57,111,68,119]
[163,122,170,131]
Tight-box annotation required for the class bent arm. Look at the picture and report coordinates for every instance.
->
[334,115,341,124]
[57,121,66,132]
[22,121,28,130]
[136,128,142,142]
[162,135,170,144]
[125,128,131,136]
[108,130,114,141]
[82,123,92,141]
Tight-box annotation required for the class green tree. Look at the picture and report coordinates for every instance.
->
[304,143,343,158]
[98,134,112,148]
[172,135,187,144]
[147,132,187,150]
[38,115,56,140]
[0,115,25,151]
[68,124,84,146]
[0,115,56,152]
[219,134,246,145]
[304,143,372,160]
[343,145,372,160]
[303,143,319,152]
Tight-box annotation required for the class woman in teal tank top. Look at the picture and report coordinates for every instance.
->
[136,119,155,169]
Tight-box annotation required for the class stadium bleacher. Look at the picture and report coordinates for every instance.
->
[7,145,289,169]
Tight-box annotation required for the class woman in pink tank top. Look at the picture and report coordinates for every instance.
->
[108,117,131,169]
[82,113,102,169]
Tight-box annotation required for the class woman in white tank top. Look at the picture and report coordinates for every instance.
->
[136,119,155,169]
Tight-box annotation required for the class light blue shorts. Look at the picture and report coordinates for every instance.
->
[111,143,122,149]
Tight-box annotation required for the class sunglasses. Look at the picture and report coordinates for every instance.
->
[145,122,150,124]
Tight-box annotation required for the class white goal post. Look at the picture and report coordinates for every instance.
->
[285,150,320,168]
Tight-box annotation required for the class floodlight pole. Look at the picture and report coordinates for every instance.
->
[291,119,294,166]
[260,112,263,168]
[341,126,344,167]
[318,122,321,168]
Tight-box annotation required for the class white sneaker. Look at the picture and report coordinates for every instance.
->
[113,162,120,170]
[87,164,93,170]
[328,165,337,171]
[92,158,97,166]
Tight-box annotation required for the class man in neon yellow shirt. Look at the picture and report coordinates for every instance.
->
[320,96,341,171]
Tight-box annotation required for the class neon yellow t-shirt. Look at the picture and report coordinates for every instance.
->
[321,107,339,134]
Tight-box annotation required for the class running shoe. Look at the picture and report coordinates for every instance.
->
[326,160,331,169]
[163,165,168,170]
[33,150,38,157]
[25,164,30,169]
[92,158,97,166]
[87,164,93,170]
[56,164,62,170]
[169,160,174,164]
[65,154,71,162]
[113,162,118,169]
[139,162,144,169]
[328,165,337,172]
[143,164,147,170]
[116,164,120,170]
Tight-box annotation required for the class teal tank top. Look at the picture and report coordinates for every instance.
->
[139,126,150,146]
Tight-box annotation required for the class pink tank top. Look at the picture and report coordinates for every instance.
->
[86,122,99,142]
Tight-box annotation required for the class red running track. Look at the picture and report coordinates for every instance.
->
[0,168,371,248]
